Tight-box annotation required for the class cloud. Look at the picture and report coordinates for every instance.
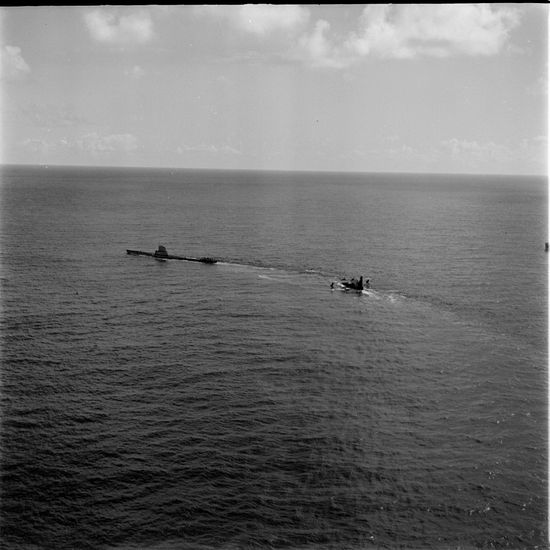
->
[440,136,547,171]
[518,136,548,167]
[124,65,145,79]
[195,5,310,36]
[359,141,436,164]
[352,4,521,58]
[84,9,153,45]
[219,144,243,155]
[177,143,242,155]
[527,75,548,97]
[18,136,76,158]
[0,45,31,80]
[442,138,506,161]
[296,4,521,68]
[21,104,89,127]
[347,135,547,174]
[192,5,521,69]
[17,133,140,159]
[20,138,49,153]
[297,20,346,69]
[77,132,138,153]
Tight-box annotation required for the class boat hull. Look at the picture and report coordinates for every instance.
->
[331,281,368,293]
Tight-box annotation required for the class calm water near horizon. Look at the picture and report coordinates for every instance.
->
[0,164,547,549]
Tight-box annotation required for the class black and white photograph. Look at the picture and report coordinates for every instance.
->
[1,4,548,549]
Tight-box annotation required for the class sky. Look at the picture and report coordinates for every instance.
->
[0,4,547,175]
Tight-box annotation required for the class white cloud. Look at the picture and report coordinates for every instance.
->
[124,65,145,79]
[527,75,548,97]
[177,144,216,154]
[0,45,31,80]
[17,133,139,159]
[78,132,138,153]
[349,4,521,59]
[297,20,346,69]
[177,143,242,155]
[441,138,512,163]
[84,9,153,45]
[440,136,547,171]
[195,4,310,36]
[194,5,521,69]
[297,4,521,68]
[19,136,75,157]
[21,104,88,127]
[219,144,243,155]
[348,135,547,174]
[20,138,48,153]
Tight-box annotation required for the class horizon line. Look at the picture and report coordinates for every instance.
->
[0,162,546,180]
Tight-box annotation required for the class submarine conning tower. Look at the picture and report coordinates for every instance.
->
[154,245,168,257]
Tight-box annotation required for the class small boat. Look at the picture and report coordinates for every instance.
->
[331,275,370,292]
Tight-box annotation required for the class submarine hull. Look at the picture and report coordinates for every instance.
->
[126,249,217,264]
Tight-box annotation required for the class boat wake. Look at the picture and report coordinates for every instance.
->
[208,258,406,304]
[330,284,406,304]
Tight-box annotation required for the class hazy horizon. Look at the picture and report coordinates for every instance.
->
[2,162,547,180]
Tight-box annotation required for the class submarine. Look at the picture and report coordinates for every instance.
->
[127,245,217,264]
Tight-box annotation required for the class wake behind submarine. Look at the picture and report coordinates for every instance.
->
[128,247,371,292]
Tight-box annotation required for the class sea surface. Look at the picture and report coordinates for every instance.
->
[0,165,547,549]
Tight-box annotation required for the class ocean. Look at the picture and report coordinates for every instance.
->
[0,165,547,549]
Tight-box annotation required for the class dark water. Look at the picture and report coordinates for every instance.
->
[0,165,547,549]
